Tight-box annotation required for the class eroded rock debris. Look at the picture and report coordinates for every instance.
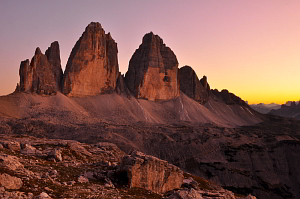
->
[0,135,255,199]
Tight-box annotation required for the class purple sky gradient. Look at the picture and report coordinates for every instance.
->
[0,0,299,104]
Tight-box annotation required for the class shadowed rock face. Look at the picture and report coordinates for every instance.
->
[62,22,119,97]
[45,41,63,90]
[125,32,179,101]
[179,65,209,104]
[211,89,246,106]
[19,42,62,95]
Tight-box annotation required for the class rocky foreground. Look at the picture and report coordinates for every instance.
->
[0,135,256,199]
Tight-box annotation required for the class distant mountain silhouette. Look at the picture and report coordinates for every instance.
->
[269,101,300,119]
[250,103,281,114]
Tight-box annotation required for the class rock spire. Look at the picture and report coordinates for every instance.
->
[125,32,180,101]
[62,22,119,97]
[179,66,210,104]
[18,41,62,95]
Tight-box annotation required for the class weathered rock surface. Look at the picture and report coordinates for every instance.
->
[116,73,131,96]
[62,22,119,97]
[118,150,184,193]
[167,189,256,199]
[19,42,62,95]
[166,188,237,199]
[0,187,33,199]
[0,173,23,189]
[1,140,21,151]
[33,192,52,199]
[125,32,180,101]
[179,66,209,104]
[45,41,63,90]
[0,154,24,171]
[211,89,246,106]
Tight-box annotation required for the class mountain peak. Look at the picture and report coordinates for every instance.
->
[125,32,179,101]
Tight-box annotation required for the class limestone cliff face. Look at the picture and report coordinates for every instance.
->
[45,41,63,90]
[179,65,209,104]
[19,42,62,95]
[62,22,119,97]
[125,32,179,101]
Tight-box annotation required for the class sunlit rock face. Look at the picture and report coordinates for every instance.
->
[62,22,119,97]
[125,32,179,101]
[118,151,184,193]
[179,65,210,104]
[19,41,63,95]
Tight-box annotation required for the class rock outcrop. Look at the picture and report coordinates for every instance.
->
[116,73,131,96]
[62,22,119,97]
[125,32,179,101]
[0,173,23,189]
[118,151,184,193]
[19,42,62,95]
[179,66,209,104]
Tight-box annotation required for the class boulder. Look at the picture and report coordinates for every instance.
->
[62,22,119,96]
[34,192,52,199]
[0,173,23,189]
[0,154,24,171]
[77,176,89,183]
[1,141,21,151]
[125,32,180,101]
[179,66,209,104]
[118,151,183,193]
[47,149,62,162]
[19,42,62,95]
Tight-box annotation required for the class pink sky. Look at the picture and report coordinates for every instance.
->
[0,0,299,104]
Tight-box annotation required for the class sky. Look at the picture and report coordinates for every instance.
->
[0,0,299,104]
